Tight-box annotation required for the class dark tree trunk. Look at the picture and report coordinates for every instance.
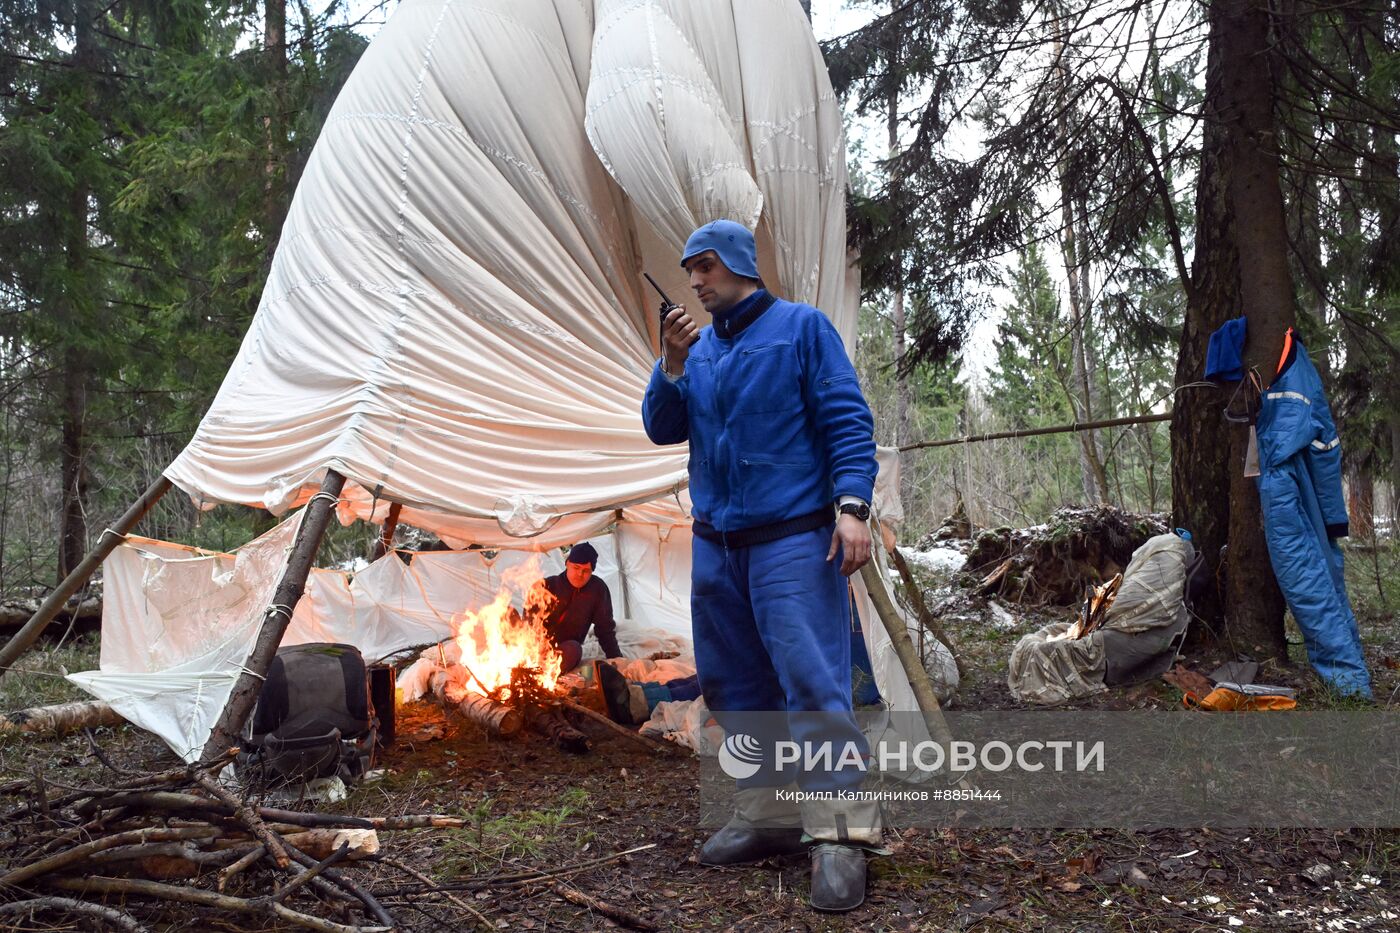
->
[57,2,96,583]
[1172,0,1290,661]
[57,349,88,582]
[1219,0,1293,660]
[263,0,287,266]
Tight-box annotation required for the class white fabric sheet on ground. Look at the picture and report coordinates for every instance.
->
[641,697,725,756]
[75,505,953,761]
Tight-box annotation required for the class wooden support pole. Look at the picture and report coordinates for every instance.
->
[0,476,172,679]
[611,511,633,619]
[205,470,345,754]
[857,558,956,748]
[368,501,402,562]
[888,546,965,678]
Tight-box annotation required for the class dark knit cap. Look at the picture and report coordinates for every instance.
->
[566,542,599,566]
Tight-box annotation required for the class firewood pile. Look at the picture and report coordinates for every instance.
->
[419,646,685,759]
[429,660,589,752]
[0,746,485,932]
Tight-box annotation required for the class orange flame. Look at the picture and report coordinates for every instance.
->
[452,557,562,696]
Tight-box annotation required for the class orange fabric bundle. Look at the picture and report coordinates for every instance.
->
[1182,687,1297,712]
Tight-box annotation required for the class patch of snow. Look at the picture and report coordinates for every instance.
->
[989,601,1019,631]
[906,546,966,574]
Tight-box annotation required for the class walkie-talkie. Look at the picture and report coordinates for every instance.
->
[643,272,681,340]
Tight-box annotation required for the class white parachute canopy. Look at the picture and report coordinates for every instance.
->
[72,0,956,762]
[164,0,853,542]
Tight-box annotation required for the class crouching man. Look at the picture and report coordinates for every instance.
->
[538,542,622,673]
[641,220,882,912]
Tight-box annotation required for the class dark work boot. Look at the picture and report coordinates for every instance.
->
[698,817,806,866]
[594,660,635,725]
[809,843,867,912]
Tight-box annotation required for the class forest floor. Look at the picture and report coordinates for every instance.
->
[1,539,1397,931]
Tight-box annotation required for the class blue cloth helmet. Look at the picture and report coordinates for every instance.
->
[1205,316,1247,382]
[680,220,760,280]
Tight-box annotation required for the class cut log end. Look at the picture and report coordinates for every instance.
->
[0,700,123,736]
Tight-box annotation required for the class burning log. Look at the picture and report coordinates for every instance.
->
[530,707,589,754]
[430,670,522,736]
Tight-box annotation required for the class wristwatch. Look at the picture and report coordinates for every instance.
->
[837,501,871,521]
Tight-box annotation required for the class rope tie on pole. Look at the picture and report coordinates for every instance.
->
[306,492,341,507]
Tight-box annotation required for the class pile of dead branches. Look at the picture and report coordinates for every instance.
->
[962,506,1165,606]
[0,747,484,932]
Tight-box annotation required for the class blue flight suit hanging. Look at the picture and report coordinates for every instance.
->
[1254,329,1372,698]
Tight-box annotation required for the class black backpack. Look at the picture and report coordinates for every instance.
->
[239,643,377,785]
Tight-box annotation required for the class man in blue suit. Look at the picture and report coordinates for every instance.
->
[642,220,881,912]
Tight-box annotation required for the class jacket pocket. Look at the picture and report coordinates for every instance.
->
[732,342,801,414]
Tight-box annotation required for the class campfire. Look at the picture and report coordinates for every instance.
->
[420,559,591,753]
[399,558,685,759]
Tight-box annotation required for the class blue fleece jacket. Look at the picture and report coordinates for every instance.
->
[641,291,877,532]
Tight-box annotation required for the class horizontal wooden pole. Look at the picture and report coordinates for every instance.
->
[899,411,1173,452]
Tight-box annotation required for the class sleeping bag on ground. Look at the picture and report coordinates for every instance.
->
[1008,533,1194,705]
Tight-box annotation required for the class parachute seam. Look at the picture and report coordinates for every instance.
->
[330,110,603,228]
[275,221,437,252]
[453,4,569,62]
[586,68,732,121]
[369,0,455,495]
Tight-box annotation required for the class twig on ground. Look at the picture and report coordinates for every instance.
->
[375,854,495,930]
[44,876,389,933]
[0,895,148,932]
[284,839,395,928]
[217,843,266,892]
[193,772,291,869]
[375,842,659,897]
[0,825,218,887]
[273,843,349,903]
[558,697,688,756]
[84,727,136,774]
[551,881,660,931]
